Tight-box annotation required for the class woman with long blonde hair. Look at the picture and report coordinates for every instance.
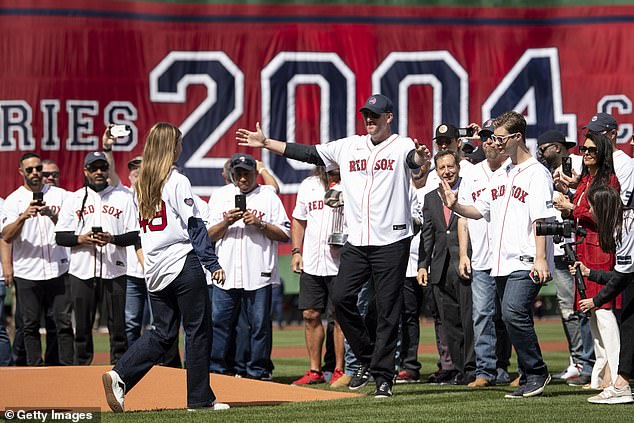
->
[102,123,228,412]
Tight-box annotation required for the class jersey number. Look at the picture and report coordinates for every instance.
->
[139,201,168,233]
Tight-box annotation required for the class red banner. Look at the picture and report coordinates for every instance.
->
[2,0,634,217]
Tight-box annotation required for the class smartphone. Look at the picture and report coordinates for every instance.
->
[562,156,572,177]
[110,124,131,138]
[235,194,247,212]
[32,191,44,205]
[458,127,475,137]
[92,226,103,234]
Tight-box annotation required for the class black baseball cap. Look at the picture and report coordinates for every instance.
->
[479,119,495,137]
[230,153,257,172]
[84,151,108,168]
[537,130,576,150]
[433,123,460,140]
[583,112,618,132]
[359,94,393,115]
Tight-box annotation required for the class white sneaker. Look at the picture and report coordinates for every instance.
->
[588,385,634,404]
[554,364,580,380]
[102,370,126,413]
[188,400,230,411]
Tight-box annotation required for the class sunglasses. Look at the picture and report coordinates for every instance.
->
[579,146,598,155]
[24,165,43,174]
[491,133,520,145]
[87,164,110,173]
[42,171,60,179]
[362,111,382,120]
[127,162,141,171]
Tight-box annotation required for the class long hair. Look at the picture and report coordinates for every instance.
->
[587,185,623,253]
[136,123,182,220]
[581,132,614,190]
[311,166,329,190]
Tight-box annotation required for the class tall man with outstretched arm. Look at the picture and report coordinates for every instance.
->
[438,111,555,399]
[237,94,430,398]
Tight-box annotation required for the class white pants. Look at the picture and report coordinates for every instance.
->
[589,308,620,389]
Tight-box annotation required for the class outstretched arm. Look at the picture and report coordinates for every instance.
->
[236,122,287,155]
[438,179,483,220]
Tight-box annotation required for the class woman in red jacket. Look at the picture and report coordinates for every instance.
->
[555,132,621,389]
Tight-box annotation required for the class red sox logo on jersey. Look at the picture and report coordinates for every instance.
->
[471,188,487,202]
[76,204,123,219]
[491,185,529,203]
[349,158,396,172]
[308,200,324,211]
[222,208,266,220]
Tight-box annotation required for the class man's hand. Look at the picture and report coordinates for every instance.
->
[532,257,551,284]
[578,298,596,313]
[438,179,457,209]
[93,232,113,247]
[212,268,226,285]
[413,138,432,172]
[242,210,263,228]
[77,232,99,246]
[236,122,267,148]
[4,272,13,288]
[223,208,244,227]
[416,268,428,287]
[102,125,116,150]
[291,253,303,273]
[20,201,41,221]
[458,255,472,280]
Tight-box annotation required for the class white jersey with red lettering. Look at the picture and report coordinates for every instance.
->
[458,159,511,271]
[292,175,344,277]
[2,185,69,280]
[137,169,204,292]
[473,156,556,277]
[316,134,416,246]
[56,184,138,280]
[208,183,290,291]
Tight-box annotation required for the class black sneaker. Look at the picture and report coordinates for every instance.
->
[349,364,371,390]
[428,369,457,385]
[504,385,526,399]
[567,374,591,387]
[375,381,393,398]
[523,374,551,397]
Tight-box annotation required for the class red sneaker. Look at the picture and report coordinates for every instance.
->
[396,370,420,384]
[292,370,325,385]
[330,368,345,385]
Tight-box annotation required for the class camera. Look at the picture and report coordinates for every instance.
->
[110,124,131,138]
[458,127,475,137]
[535,219,586,243]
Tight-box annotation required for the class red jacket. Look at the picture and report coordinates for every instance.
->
[573,173,621,309]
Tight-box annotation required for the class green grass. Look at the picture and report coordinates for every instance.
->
[89,320,634,422]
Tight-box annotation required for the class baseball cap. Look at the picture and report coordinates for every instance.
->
[84,151,108,168]
[467,146,486,164]
[537,130,576,150]
[479,119,495,137]
[359,94,393,115]
[433,123,460,140]
[229,153,257,172]
[583,112,617,132]
[462,140,477,154]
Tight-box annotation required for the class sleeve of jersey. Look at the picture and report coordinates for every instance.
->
[529,169,556,223]
[473,182,491,222]
[194,195,213,229]
[291,180,309,221]
[55,195,77,233]
[268,194,292,236]
[2,195,20,226]
[315,139,343,170]
[122,192,140,234]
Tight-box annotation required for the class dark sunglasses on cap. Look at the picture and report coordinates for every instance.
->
[87,163,110,173]
[579,146,598,155]
[24,165,43,174]
[42,171,60,179]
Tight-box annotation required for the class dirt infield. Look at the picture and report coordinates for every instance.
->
[0,365,359,412]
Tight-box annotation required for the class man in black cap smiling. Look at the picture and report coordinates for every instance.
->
[536,130,580,174]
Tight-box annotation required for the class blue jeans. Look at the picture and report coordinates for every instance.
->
[471,270,498,381]
[211,285,272,379]
[344,280,373,376]
[125,276,151,347]
[113,252,215,408]
[0,282,11,366]
[496,271,548,382]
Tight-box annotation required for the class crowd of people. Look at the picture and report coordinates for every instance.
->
[1,94,633,410]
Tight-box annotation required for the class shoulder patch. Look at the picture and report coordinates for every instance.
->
[616,255,632,265]
[184,198,194,207]
[546,200,553,209]
[284,221,291,228]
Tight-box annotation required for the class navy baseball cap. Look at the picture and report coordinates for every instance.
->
[467,146,486,164]
[583,113,618,132]
[479,119,495,137]
[84,151,108,168]
[433,123,460,140]
[537,130,576,149]
[230,153,257,172]
[359,94,393,114]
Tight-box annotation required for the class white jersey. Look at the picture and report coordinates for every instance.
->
[316,134,416,246]
[615,209,634,273]
[2,185,69,280]
[138,170,204,292]
[612,150,634,205]
[473,156,556,277]
[292,175,343,277]
[553,154,584,256]
[0,197,4,280]
[119,185,144,279]
[406,187,422,278]
[209,183,290,291]
[458,159,511,271]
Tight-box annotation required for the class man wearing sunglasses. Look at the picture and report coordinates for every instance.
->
[55,152,139,365]
[2,153,73,366]
[41,159,61,187]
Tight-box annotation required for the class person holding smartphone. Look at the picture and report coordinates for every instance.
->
[55,152,139,365]
[2,153,73,366]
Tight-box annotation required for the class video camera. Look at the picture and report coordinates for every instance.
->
[536,220,590,315]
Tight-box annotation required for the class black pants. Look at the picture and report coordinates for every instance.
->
[14,276,74,366]
[618,282,634,378]
[400,276,423,375]
[433,261,476,377]
[71,274,127,365]
[332,238,410,384]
